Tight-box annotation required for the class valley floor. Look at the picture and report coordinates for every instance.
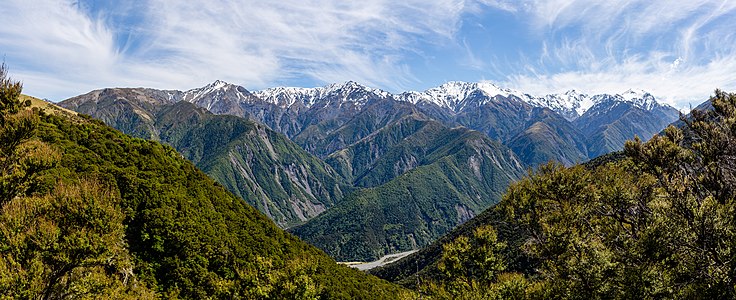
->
[340,250,418,271]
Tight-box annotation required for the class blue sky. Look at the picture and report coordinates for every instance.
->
[2,0,735,109]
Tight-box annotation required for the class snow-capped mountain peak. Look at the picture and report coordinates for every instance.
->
[185,80,236,97]
[209,79,228,89]
[398,81,531,112]
[181,80,256,111]
[524,90,590,120]
[178,79,670,122]
[255,81,391,109]
[253,86,321,108]
[323,80,363,93]
[621,88,651,100]
[396,80,671,121]
[619,89,658,110]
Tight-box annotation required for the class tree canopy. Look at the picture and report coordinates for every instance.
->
[396,90,736,299]
[0,64,410,299]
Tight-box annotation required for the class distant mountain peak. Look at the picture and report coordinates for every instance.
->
[526,90,590,121]
[211,79,228,87]
[398,80,531,112]
[255,81,390,109]
[325,80,364,90]
[622,88,648,97]
[181,80,256,111]
[395,81,672,121]
[618,89,658,110]
[200,80,238,92]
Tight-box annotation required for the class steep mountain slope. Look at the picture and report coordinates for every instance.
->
[398,84,588,166]
[60,80,680,267]
[5,93,407,298]
[258,82,406,158]
[294,99,423,158]
[291,126,525,262]
[324,113,450,186]
[61,91,349,228]
[177,80,409,159]
[506,108,588,166]
[68,80,677,168]
[370,91,734,299]
[574,93,680,157]
[62,86,528,263]
[397,82,679,165]
[154,102,351,227]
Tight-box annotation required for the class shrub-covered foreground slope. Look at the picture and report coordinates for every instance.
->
[0,71,407,298]
[374,90,736,299]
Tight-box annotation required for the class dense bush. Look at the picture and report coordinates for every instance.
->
[384,90,736,299]
[0,64,409,299]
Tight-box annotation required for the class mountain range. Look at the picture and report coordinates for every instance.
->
[59,80,679,261]
[369,91,736,298]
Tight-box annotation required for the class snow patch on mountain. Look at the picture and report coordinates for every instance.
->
[620,89,658,110]
[525,90,588,120]
[180,80,671,121]
[254,86,322,108]
[255,81,391,109]
[181,80,255,110]
[398,81,670,121]
[396,81,532,112]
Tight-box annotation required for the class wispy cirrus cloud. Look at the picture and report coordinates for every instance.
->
[2,0,734,107]
[1,0,486,100]
[496,0,736,109]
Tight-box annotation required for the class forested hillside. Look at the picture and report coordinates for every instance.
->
[374,90,736,299]
[62,90,350,227]
[0,66,408,299]
[292,120,525,261]
[61,87,528,261]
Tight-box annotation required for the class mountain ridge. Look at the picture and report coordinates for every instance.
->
[61,90,351,228]
[59,79,681,262]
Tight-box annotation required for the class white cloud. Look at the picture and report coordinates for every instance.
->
[496,0,736,109]
[0,1,118,90]
[505,54,736,111]
[3,0,734,108]
[1,0,487,100]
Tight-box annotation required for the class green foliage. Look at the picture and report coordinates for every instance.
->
[292,133,524,262]
[0,63,58,204]
[437,226,506,284]
[419,226,536,299]
[64,97,350,227]
[35,113,405,298]
[497,104,736,297]
[429,225,507,297]
[0,66,151,298]
[0,180,155,299]
[0,63,27,122]
[0,67,408,298]
[381,90,736,299]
